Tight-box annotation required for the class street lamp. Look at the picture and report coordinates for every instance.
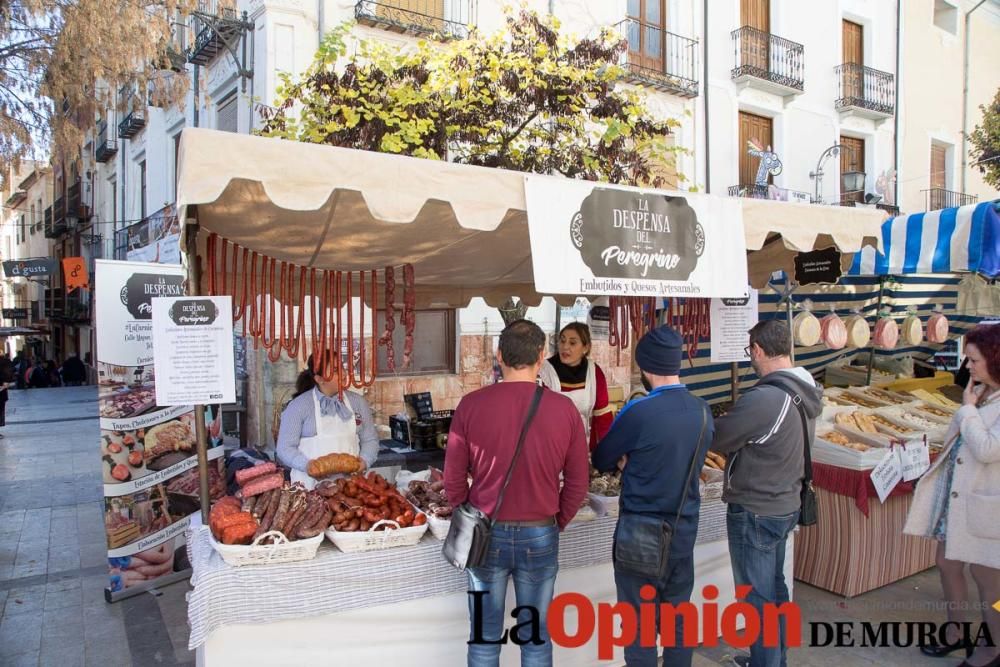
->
[841,170,867,194]
[809,144,841,204]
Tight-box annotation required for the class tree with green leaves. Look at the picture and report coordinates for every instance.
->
[260,11,681,188]
[968,87,1000,189]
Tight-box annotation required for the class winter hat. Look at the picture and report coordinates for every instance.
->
[634,325,683,376]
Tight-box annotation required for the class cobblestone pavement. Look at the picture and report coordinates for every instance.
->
[0,386,988,666]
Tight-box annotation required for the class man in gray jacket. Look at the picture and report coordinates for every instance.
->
[712,319,823,667]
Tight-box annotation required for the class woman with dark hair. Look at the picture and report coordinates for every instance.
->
[906,324,1000,666]
[275,353,379,490]
[538,322,612,450]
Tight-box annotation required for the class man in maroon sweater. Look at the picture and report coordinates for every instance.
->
[445,319,590,667]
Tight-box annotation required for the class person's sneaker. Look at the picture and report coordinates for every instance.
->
[732,656,751,667]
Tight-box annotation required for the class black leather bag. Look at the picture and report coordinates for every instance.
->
[613,404,708,579]
[774,386,818,527]
[442,385,544,571]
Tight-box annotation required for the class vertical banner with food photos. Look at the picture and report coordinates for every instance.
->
[96,260,226,600]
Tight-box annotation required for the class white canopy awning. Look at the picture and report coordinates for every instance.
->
[176,128,888,304]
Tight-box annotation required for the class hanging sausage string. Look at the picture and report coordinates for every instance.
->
[204,233,415,395]
[607,296,712,367]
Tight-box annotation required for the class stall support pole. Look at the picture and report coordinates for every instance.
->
[730,363,740,402]
[785,276,796,365]
[185,220,212,524]
[865,277,886,387]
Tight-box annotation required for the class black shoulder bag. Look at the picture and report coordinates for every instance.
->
[773,386,818,527]
[613,404,709,580]
[442,385,544,571]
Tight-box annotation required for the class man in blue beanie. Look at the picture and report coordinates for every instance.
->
[593,324,714,667]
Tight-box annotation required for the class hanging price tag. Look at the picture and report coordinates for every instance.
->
[870,447,903,503]
[900,438,931,482]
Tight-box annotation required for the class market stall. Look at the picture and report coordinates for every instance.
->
[173,127,892,664]
[784,200,1000,596]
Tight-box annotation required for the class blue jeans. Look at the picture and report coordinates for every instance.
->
[726,504,798,667]
[615,553,696,667]
[465,523,560,667]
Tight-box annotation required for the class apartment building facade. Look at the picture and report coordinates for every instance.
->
[897,0,1000,214]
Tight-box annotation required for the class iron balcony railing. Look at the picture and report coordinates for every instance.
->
[922,188,978,211]
[117,85,146,138]
[731,26,804,92]
[46,196,68,238]
[95,120,118,162]
[728,184,812,203]
[355,0,477,39]
[189,0,243,66]
[616,18,698,97]
[839,197,900,217]
[836,63,894,116]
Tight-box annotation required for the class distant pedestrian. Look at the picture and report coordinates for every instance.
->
[13,352,26,390]
[46,360,61,387]
[28,360,49,389]
[61,355,86,386]
[0,355,11,439]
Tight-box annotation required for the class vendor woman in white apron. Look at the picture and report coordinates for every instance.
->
[539,322,613,451]
[276,353,380,489]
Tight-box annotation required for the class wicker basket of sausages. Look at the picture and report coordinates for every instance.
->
[318,472,428,553]
[207,463,332,567]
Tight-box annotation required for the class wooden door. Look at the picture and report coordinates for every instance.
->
[741,0,770,72]
[739,111,773,191]
[842,20,864,100]
[840,135,865,203]
[930,144,947,189]
[627,0,666,73]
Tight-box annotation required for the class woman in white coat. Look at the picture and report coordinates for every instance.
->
[905,324,1000,667]
[276,353,379,490]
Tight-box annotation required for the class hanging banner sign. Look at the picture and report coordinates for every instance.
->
[525,175,748,298]
[793,247,843,286]
[152,296,237,406]
[710,288,759,362]
[2,308,28,320]
[63,256,89,292]
[2,257,57,278]
[96,260,225,601]
[125,205,181,265]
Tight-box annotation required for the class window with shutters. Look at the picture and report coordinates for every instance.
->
[930,143,948,190]
[34,198,42,232]
[216,93,238,133]
[839,135,865,204]
[29,204,36,235]
[375,309,457,375]
[139,160,147,219]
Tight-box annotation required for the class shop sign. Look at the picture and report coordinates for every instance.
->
[63,257,89,292]
[95,259,224,601]
[2,258,57,278]
[793,247,842,286]
[525,176,747,298]
[710,289,759,363]
[152,296,236,406]
[2,308,28,320]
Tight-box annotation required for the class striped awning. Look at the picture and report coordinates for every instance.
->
[848,200,1000,277]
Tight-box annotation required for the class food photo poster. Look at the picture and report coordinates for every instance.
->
[95,260,226,600]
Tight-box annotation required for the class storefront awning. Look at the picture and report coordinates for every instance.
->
[176,128,892,304]
[847,201,1000,277]
[0,326,43,336]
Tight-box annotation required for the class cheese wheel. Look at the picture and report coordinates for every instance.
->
[873,317,899,350]
[820,314,848,350]
[793,312,821,347]
[844,315,871,348]
[901,315,923,346]
[927,313,949,344]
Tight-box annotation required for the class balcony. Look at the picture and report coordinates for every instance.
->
[95,120,118,162]
[616,19,698,98]
[66,180,92,224]
[839,196,900,217]
[355,0,477,39]
[45,196,68,238]
[923,188,978,211]
[731,26,804,97]
[189,1,245,66]
[728,184,812,204]
[835,63,894,120]
[117,86,146,139]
